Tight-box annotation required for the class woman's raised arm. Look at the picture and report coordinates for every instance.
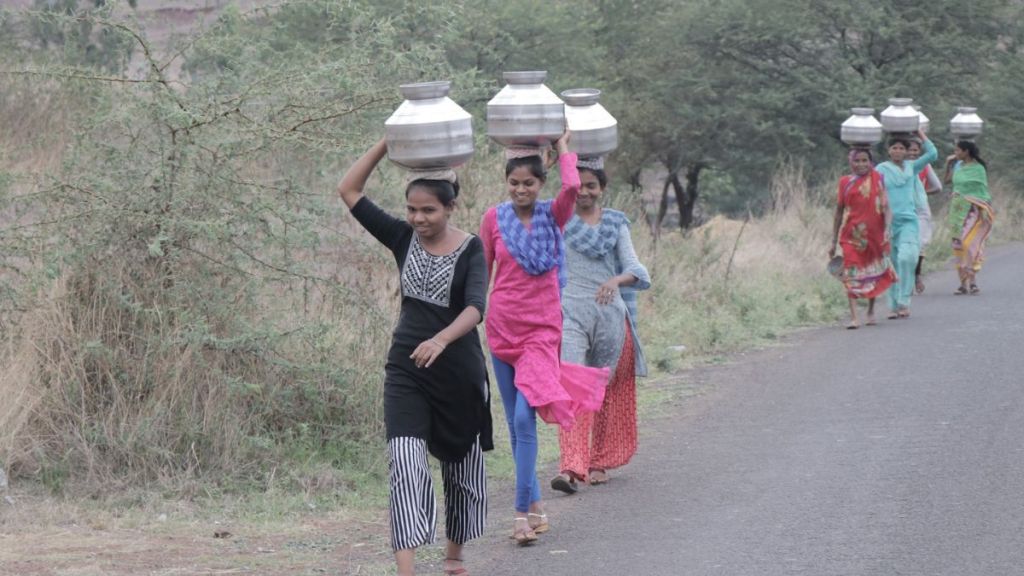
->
[337,138,388,210]
[549,130,580,227]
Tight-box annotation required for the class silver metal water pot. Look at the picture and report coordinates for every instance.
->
[561,88,618,156]
[880,98,920,133]
[385,81,474,169]
[840,107,883,146]
[950,107,984,138]
[913,105,930,134]
[486,71,565,147]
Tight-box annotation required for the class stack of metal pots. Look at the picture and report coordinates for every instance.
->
[486,71,566,148]
[384,80,474,169]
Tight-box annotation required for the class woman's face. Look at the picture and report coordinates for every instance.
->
[906,141,922,160]
[888,142,907,163]
[851,151,872,176]
[406,187,452,240]
[576,170,605,210]
[506,166,544,210]
[954,145,969,161]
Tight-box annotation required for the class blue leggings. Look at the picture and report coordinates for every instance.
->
[491,354,542,513]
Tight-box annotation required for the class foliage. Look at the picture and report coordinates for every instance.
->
[1,0,1023,494]
[0,0,468,489]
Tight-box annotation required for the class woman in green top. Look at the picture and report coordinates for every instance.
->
[874,129,936,318]
[943,140,995,295]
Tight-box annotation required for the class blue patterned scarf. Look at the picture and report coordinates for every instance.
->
[564,209,628,259]
[497,200,567,287]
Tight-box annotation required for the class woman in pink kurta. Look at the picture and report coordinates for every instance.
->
[480,132,608,545]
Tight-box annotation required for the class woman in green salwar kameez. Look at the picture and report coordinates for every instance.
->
[944,140,994,295]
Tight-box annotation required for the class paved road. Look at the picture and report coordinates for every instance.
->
[469,245,1024,576]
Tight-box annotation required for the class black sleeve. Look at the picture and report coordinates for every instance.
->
[349,196,411,255]
[463,236,488,320]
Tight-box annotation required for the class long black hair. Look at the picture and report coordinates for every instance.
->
[955,140,988,170]
[406,179,459,207]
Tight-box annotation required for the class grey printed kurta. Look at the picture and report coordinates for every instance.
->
[560,215,651,376]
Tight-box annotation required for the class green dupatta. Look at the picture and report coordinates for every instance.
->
[949,162,992,236]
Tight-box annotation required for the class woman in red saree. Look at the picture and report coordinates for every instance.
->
[829,148,898,329]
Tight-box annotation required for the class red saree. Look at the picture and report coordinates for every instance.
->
[837,171,897,299]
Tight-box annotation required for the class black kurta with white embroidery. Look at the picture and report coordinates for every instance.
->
[350,196,492,462]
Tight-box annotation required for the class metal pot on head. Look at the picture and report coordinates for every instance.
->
[561,88,617,156]
[880,98,920,133]
[950,107,984,139]
[385,81,474,169]
[913,105,930,134]
[840,107,883,146]
[487,71,566,147]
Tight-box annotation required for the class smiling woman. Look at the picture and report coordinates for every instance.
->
[479,132,609,546]
[336,138,492,576]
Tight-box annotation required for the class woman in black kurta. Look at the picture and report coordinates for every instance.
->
[338,139,492,576]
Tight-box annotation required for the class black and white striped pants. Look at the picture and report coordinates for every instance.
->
[388,436,487,551]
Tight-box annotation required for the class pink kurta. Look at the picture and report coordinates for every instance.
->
[481,153,608,430]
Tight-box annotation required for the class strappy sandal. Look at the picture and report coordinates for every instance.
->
[443,557,469,575]
[528,512,549,534]
[512,517,537,546]
[970,284,980,295]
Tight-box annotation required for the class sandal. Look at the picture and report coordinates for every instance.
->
[443,558,469,576]
[588,469,608,485]
[897,310,910,319]
[954,286,968,295]
[970,284,980,295]
[887,312,899,320]
[846,321,859,330]
[865,315,877,326]
[528,512,549,534]
[512,517,537,546]
[550,473,578,495]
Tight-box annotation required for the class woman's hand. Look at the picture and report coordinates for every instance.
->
[828,244,837,258]
[916,128,928,142]
[410,338,447,368]
[594,278,620,306]
[554,129,572,155]
[946,154,958,165]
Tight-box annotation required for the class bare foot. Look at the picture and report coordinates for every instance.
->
[588,469,609,485]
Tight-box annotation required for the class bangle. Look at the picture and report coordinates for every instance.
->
[429,338,446,349]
